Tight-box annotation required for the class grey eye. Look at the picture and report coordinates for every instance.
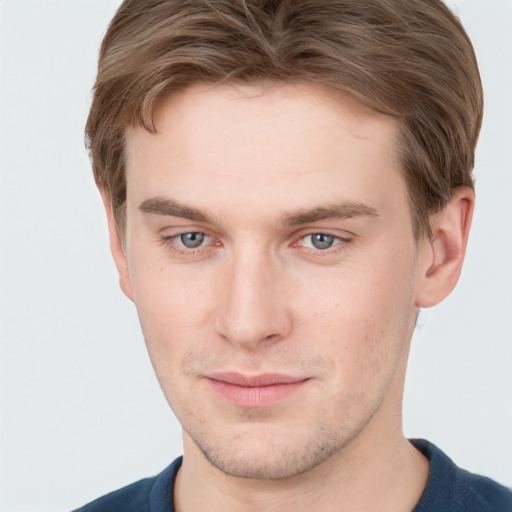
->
[310,233,335,250]
[179,232,205,248]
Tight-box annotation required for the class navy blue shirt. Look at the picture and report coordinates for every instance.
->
[74,440,512,511]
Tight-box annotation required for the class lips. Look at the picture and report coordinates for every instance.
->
[205,372,309,407]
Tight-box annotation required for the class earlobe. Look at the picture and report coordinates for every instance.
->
[99,190,134,302]
[415,186,475,308]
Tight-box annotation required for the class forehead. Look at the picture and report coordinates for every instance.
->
[124,82,405,220]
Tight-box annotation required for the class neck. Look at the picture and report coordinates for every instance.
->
[174,419,428,512]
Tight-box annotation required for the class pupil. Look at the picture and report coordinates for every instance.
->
[312,234,334,250]
[180,232,204,248]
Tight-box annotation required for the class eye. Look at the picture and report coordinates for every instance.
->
[177,232,207,249]
[160,230,219,258]
[301,233,339,250]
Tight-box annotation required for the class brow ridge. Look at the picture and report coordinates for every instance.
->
[138,196,379,226]
[281,202,379,226]
[138,197,211,223]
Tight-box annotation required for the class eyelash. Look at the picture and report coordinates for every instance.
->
[294,232,352,256]
[160,232,213,257]
[160,231,353,257]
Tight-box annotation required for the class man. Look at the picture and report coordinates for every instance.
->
[75,0,512,510]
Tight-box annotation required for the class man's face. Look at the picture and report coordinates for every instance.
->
[120,83,426,479]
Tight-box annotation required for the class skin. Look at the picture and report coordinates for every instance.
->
[104,82,474,511]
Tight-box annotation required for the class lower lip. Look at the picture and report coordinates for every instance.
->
[207,379,309,407]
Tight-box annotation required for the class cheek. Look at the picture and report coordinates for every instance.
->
[128,258,217,367]
[129,266,215,415]
[128,235,417,386]
[292,251,417,382]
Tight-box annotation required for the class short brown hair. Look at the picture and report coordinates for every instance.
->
[86,0,483,238]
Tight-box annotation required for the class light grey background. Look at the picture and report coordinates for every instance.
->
[0,1,511,511]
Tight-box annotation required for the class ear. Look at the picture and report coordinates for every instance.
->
[99,189,134,301]
[415,186,475,308]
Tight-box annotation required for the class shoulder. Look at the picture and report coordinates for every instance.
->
[460,471,512,511]
[72,457,182,512]
[73,476,155,512]
[412,439,512,512]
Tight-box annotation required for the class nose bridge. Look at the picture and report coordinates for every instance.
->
[214,243,291,348]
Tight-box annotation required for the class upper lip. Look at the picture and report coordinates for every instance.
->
[206,372,308,387]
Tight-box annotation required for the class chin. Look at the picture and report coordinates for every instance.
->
[186,421,353,480]
[200,445,327,480]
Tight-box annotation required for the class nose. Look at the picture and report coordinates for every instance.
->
[213,249,293,349]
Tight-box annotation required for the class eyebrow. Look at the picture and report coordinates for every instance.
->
[138,196,379,226]
[139,197,212,223]
[280,202,379,226]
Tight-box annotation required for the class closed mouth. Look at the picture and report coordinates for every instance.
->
[204,372,310,407]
